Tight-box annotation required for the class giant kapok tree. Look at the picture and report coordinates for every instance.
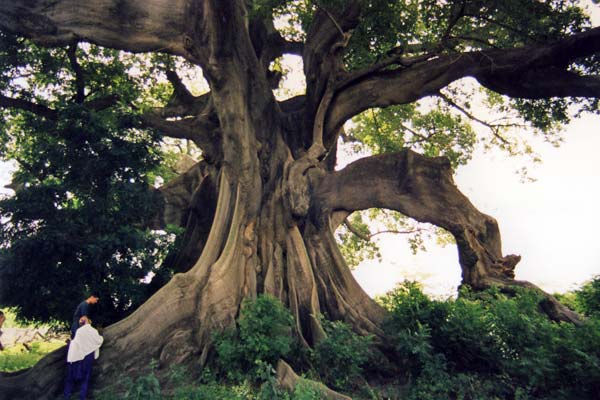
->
[0,0,599,398]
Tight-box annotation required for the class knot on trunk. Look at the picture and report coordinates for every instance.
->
[285,157,325,219]
[491,254,521,279]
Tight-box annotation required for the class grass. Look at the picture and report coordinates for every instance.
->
[1,307,66,372]
[0,341,65,372]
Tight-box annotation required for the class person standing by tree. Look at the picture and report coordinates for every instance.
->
[70,294,99,339]
[0,310,5,351]
[64,316,103,400]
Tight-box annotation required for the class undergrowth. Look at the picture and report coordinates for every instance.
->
[7,279,600,399]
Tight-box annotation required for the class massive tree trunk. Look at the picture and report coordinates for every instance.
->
[0,1,597,398]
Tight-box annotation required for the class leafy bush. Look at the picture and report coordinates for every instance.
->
[379,281,600,399]
[577,277,600,316]
[555,276,600,320]
[312,317,373,390]
[214,294,294,381]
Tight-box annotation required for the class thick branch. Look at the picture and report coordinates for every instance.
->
[66,45,85,103]
[162,91,213,119]
[326,26,600,135]
[165,69,196,105]
[302,1,362,152]
[248,17,301,71]
[282,40,304,56]
[314,150,509,287]
[313,150,579,323]
[0,94,57,119]
[153,160,218,274]
[140,110,222,162]
[478,68,600,99]
[83,94,121,112]
[0,0,192,59]
[304,1,362,80]
[1,91,125,121]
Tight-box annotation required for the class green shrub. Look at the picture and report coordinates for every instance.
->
[214,294,294,381]
[574,276,600,317]
[312,317,372,390]
[171,382,250,400]
[379,281,600,399]
[555,276,600,317]
[291,379,324,400]
[122,360,162,400]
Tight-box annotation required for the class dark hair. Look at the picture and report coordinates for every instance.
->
[0,310,4,316]
[86,290,100,298]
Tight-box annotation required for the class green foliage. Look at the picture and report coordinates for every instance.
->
[0,308,24,328]
[556,276,600,318]
[123,373,162,400]
[335,211,382,268]
[336,209,454,269]
[312,317,372,390]
[290,379,324,400]
[269,1,590,71]
[0,35,180,327]
[349,104,476,168]
[379,281,600,399]
[214,295,294,381]
[572,276,600,317]
[94,362,326,400]
[214,295,372,395]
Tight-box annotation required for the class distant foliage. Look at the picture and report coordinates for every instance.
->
[379,281,600,399]
[349,105,476,168]
[555,276,600,319]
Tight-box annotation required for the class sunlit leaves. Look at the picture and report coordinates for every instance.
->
[336,211,382,269]
[335,208,454,269]
[344,0,422,69]
[349,103,476,168]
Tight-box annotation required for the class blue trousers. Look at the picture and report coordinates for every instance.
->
[64,352,94,400]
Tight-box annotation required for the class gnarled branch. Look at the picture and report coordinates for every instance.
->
[313,149,580,323]
[326,26,600,136]
[140,110,222,162]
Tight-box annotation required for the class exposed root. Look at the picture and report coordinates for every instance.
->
[276,360,351,400]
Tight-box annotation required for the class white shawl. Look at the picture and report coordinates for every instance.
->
[67,324,104,363]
